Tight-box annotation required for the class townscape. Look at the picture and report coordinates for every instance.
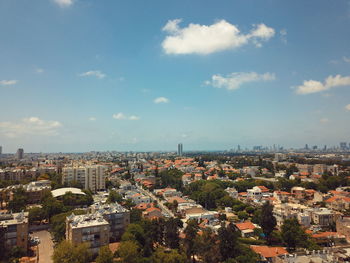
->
[2,0,350,262]
[1,145,350,263]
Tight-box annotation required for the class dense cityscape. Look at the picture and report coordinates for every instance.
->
[1,144,350,262]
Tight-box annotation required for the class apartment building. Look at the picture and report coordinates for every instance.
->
[90,202,130,241]
[312,208,333,227]
[66,213,110,255]
[62,165,106,192]
[273,203,310,227]
[0,211,29,251]
[336,216,350,242]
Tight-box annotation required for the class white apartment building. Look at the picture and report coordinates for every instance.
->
[62,165,106,192]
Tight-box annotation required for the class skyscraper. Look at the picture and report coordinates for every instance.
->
[177,143,183,156]
[0,146,2,155]
[340,142,347,150]
[16,148,24,159]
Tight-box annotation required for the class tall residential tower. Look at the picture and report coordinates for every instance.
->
[177,143,183,156]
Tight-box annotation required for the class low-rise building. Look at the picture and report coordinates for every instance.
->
[125,192,151,205]
[90,202,130,242]
[247,186,270,201]
[325,195,350,211]
[225,187,238,199]
[0,211,29,251]
[273,203,310,227]
[66,213,110,255]
[142,207,163,219]
[235,221,257,238]
[312,208,333,227]
[154,188,181,198]
[336,216,350,242]
[291,187,305,200]
[250,245,288,263]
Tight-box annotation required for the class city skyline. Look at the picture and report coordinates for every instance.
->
[1,0,350,152]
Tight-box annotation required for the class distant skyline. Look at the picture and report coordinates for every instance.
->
[1,0,350,152]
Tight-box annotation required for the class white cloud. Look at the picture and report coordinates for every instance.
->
[345,104,350,111]
[295,75,350,95]
[320,118,329,123]
[113,113,126,120]
[53,0,74,8]
[343,56,350,63]
[89,117,96,121]
[205,72,275,91]
[0,80,18,86]
[129,115,140,121]
[113,113,140,120]
[161,19,275,55]
[0,117,62,138]
[35,68,44,74]
[154,97,169,104]
[79,70,106,79]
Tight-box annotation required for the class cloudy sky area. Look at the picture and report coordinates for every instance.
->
[1,0,350,152]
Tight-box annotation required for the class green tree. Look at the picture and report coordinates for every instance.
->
[218,223,240,261]
[130,209,142,223]
[96,246,114,263]
[107,190,123,204]
[148,218,165,248]
[234,246,259,263]
[28,207,45,224]
[195,228,221,263]
[237,211,249,220]
[8,187,27,212]
[122,224,146,247]
[165,218,181,249]
[281,218,308,250]
[183,219,199,262]
[52,240,91,263]
[117,240,141,263]
[42,193,65,220]
[151,248,187,263]
[260,202,277,242]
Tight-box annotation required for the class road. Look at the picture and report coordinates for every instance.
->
[136,184,175,218]
[32,230,54,263]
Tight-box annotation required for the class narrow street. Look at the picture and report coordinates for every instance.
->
[136,184,175,218]
[32,230,54,263]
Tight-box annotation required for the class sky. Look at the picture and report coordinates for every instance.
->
[1,0,350,153]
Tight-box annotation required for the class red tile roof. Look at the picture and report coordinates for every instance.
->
[235,221,256,231]
[250,245,288,259]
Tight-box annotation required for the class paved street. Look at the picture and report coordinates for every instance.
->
[136,184,175,217]
[32,230,54,263]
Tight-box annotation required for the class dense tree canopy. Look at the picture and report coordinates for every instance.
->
[52,240,91,263]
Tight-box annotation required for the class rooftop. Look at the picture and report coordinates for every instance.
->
[67,212,109,229]
[51,187,86,198]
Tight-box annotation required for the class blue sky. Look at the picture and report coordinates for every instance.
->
[1,0,350,152]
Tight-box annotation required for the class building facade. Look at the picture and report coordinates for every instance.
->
[90,202,130,242]
[62,165,106,192]
[16,148,24,160]
[0,211,29,251]
[66,213,110,255]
